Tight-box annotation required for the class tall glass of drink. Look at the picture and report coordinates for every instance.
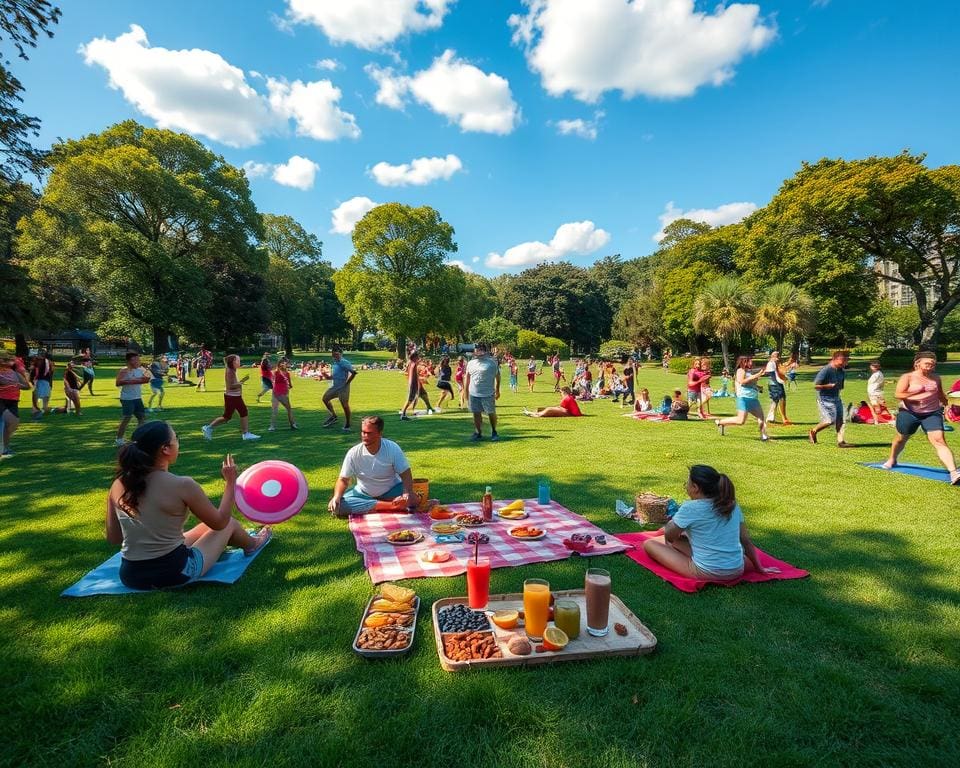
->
[523,579,551,642]
[466,558,491,609]
[585,568,611,637]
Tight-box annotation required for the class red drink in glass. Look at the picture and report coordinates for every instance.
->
[466,559,491,609]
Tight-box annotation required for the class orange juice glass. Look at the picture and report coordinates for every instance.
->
[523,579,551,642]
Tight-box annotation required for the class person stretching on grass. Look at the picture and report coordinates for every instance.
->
[809,349,853,448]
[716,356,769,441]
[106,420,271,590]
[202,354,260,441]
[269,357,297,431]
[882,351,959,484]
[643,464,779,580]
[327,415,429,518]
[322,346,357,431]
[523,386,583,417]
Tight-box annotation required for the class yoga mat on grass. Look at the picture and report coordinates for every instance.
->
[618,530,808,593]
[62,537,270,597]
[862,462,954,484]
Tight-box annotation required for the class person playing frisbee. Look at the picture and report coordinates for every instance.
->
[328,415,427,518]
[105,420,271,590]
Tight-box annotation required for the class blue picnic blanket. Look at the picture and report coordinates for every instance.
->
[62,539,270,597]
[861,462,953,484]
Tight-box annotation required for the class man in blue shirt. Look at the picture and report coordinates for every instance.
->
[322,345,357,433]
[810,349,853,447]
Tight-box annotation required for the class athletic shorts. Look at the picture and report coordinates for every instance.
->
[64,387,79,399]
[527,372,536,382]
[768,382,786,403]
[896,408,944,436]
[327,383,350,402]
[469,395,496,415]
[437,381,453,393]
[817,398,843,427]
[261,376,273,390]
[736,396,763,415]
[119,544,204,590]
[223,394,248,419]
[869,395,886,407]
[0,398,20,418]
[121,398,145,417]
[150,379,164,390]
[35,380,52,399]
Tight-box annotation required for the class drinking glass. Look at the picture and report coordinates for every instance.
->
[523,578,551,642]
[584,568,611,637]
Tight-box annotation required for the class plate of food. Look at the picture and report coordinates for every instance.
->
[455,513,485,527]
[431,521,462,535]
[429,506,455,520]
[386,529,425,546]
[508,525,546,540]
[495,507,528,520]
[419,549,452,564]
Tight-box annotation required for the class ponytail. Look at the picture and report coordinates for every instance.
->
[689,464,737,518]
[114,421,172,515]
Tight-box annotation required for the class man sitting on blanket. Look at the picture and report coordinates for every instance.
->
[328,415,428,518]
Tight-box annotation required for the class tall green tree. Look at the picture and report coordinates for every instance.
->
[333,203,457,358]
[17,121,265,352]
[693,277,755,372]
[753,282,815,354]
[499,262,612,352]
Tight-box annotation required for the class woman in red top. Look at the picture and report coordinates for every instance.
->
[523,386,583,417]
[269,357,297,431]
[0,353,32,458]
[256,353,274,403]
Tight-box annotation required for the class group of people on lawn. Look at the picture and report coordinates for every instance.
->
[101,348,957,590]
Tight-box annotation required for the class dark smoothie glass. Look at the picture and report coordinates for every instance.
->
[585,568,611,637]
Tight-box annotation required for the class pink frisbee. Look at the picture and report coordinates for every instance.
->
[235,460,309,524]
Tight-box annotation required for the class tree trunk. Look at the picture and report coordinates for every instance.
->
[152,326,172,354]
[720,337,731,374]
[14,332,29,360]
[396,335,407,360]
[282,321,293,357]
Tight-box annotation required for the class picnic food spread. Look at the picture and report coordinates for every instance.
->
[455,513,485,527]
[387,530,424,545]
[354,583,420,656]
[509,525,545,539]
[430,522,461,535]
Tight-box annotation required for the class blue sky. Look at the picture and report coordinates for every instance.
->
[15,0,960,274]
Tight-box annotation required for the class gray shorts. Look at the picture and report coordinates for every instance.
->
[817,398,843,427]
[325,383,350,402]
[469,395,496,415]
[121,398,145,418]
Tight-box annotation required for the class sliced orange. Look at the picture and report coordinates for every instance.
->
[542,626,569,651]
[491,609,519,629]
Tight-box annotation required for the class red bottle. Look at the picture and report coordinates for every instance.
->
[482,486,493,521]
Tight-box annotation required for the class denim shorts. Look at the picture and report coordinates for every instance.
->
[35,380,52,398]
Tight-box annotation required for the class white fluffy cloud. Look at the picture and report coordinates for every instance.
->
[80,25,275,147]
[446,259,474,273]
[486,221,610,269]
[330,196,379,234]
[285,0,454,49]
[553,111,604,140]
[81,25,359,147]
[510,0,776,102]
[272,156,321,190]
[266,78,360,140]
[366,50,519,134]
[314,58,341,71]
[242,161,272,178]
[653,201,757,241]
[370,154,462,186]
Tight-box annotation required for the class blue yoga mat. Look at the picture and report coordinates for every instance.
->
[62,538,270,597]
[862,462,954,484]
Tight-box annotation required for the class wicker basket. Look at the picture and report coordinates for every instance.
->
[634,492,670,524]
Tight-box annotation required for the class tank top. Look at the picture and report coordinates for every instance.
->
[116,491,187,561]
[735,369,759,399]
[905,376,940,413]
[118,367,145,400]
[439,364,451,384]
[273,369,291,396]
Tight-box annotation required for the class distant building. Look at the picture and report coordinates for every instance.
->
[874,259,946,308]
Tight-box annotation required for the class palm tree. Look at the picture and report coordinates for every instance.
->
[693,277,755,372]
[754,282,816,354]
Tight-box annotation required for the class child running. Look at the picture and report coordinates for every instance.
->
[716,356,769,441]
[256,353,273,403]
[643,465,780,580]
[202,355,260,441]
[63,360,82,416]
[269,357,297,431]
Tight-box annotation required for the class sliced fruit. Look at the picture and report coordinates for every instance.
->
[542,626,569,651]
[491,609,520,629]
[502,499,525,512]
[381,583,416,603]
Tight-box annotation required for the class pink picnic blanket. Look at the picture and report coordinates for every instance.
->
[349,499,630,583]
[622,412,669,421]
[618,530,808,593]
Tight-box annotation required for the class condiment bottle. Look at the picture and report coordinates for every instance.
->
[482,486,493,521]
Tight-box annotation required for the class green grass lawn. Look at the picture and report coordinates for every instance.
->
[3,353,959,767]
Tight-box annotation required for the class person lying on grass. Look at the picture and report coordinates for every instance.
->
[105,421,271,590]
[328,415,434,517]
[643,464,779,581]
[523,386,583,417]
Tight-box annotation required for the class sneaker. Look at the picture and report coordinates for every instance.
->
[341,426,351,433]
[427,409,434,415]
[490,432,500,442]
[761,434,769,442]
[434,407,442,413]
[268,426,276,432]
[470,432,482,441]
[114,438,126,447]
[202,425,213,441]
[322,416,337,428]
[0,448,13,459]
[242,432,261,441]
[291,423,299,430]
[400,415,411,421]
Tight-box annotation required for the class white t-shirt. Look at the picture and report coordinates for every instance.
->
[466,355,499,397]
[118,367,147,400]
[339,438,411,497]
[867,370,885,398]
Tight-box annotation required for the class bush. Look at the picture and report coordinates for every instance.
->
[542,336,569,358]
[878,347,947,370]
[668,355,723,375]
[516,329,548,358]
[599,340,632,360]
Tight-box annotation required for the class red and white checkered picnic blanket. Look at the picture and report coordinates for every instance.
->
[348,499,631,583]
